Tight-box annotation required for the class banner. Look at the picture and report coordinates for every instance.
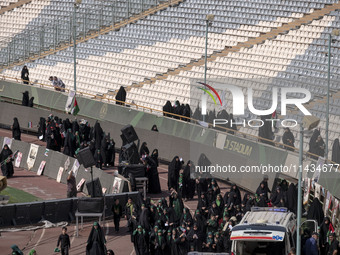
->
[303,178,311,205]
[70,159,80,177]
[56,167,64,183]
[14,152,23,168]
[76,178,86,191]
[65,90,76,113]
[312,156,325,183]
[2,137,13,149]
[37,161,46,175]
[27,144,39,170]
[112,177,122,194]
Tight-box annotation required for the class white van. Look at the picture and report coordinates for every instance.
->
[230,207,317,255]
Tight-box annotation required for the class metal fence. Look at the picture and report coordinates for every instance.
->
[0,0,164,67]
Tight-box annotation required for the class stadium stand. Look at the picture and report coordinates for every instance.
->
[1,0,340,158]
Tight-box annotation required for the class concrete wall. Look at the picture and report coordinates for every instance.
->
[1,80,339,198]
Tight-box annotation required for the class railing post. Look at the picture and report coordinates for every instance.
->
[111,1,116,27]
[83,12,86,38]
[127,0,130,17]
[70,16,73,44]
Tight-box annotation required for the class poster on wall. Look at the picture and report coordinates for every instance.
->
[70,159,80,177]
[37,161,46,175]
[56,167,64,183]
[102,188,107,194]
[27,144,39,170]
[324,191,332,216]
[14,152,23,168]
[112,177,122,194]
[2,137,13,149]
[65,90,76,113]
[331,199,339,225]
[314,183,321,199]
[64,157,70,172]
[76,178,86,191]
[303,178,311,205]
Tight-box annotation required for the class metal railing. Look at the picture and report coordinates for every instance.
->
[1,73,338,167]
[0,0,164,67]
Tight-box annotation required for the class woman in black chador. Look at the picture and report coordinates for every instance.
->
[12,117,21,140]
[21,65,29,84]
[139,142,149,156]
[86,222,106,255]
[182,161,195,201]
[144,156,161,194]
[168,156,182,191]
[0,144,14,178]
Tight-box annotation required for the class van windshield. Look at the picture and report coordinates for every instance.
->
[235,240,285,255]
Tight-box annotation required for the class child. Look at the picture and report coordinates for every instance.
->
[57,227,70,255]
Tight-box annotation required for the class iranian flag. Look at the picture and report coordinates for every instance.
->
[71,98,80,116]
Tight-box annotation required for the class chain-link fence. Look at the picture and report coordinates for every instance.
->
[0,0,164,68]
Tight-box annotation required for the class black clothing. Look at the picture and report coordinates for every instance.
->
[115,86,127,106]
[286,183,297,214]
[168,156,181,191]
[93,122,104,150]
[22,91,29,106]
[307,197,324,225]
[308,129,325,159]
[163,101,173,117]
[182,161,195,200]
[28,97,34,107]
[151,125,159,132]
[140,142,149,156]
[38,117,46,141]
[332,138,340,164]
[0,146,14,177]
[21,66,29,84]
[145,156,161,194]
[282,129,295,151]
[112,204,122,232]
[86,224,106,255]
[132,230,148,255]
[258,114,274,145]
[151,149,159,167]
[12,118,21,140]
[328,239,339,255]
[320,217,332,251]
[100,135,110,166]
[63,130,76,157]
[57,233,71,249]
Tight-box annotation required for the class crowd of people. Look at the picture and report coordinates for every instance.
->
[123,161,303,255]
[37,115,116,169]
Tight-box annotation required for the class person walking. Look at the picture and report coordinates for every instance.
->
[56,227,71,255]
[305,232,319,255]
[112,198,122,232]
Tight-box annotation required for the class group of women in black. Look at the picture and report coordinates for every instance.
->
[38,115,116,168]
[129,153,271,255]
[255,178,298,214]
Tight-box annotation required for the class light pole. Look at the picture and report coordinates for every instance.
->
[296,124,304,255]
[202,14,214,122]
[73,0,82,92]
[296,117,319,255]
[325,29,339,158]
